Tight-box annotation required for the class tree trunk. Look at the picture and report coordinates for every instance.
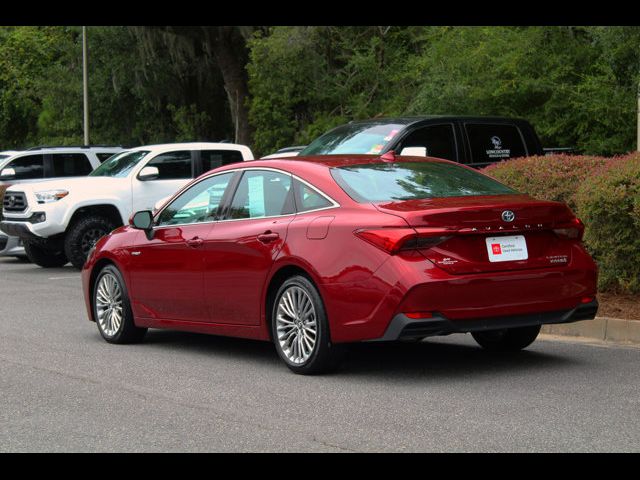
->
[208,27,253,146]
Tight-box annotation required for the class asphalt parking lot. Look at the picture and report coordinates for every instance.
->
[2,256,640,452]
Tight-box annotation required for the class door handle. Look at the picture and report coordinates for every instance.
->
[186,236,204,248]
[257,232,280,244]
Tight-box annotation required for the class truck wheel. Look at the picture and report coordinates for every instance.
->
[471,325,541,352]
[65,215,117,269]
[23,241,68,268]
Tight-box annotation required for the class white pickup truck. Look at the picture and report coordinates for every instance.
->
[1,142,253,268]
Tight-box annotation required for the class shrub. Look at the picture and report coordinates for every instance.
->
[483,154,611,211]
[575,154,640,293]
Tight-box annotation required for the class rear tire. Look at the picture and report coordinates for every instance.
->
[23,241,68,268]
[472,324,541,352]
[93,264,147,344]
[271,275,346,375]
[65,215,117,269]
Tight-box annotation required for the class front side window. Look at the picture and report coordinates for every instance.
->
[90,150,150,178]
[51,153,92,177]
[331,161,517,203]
[399,124,457,161]
[465,124,527,164]
[227,170,293,220]
[146,151,193,179]
[8,154,45,180]
[156,172,234,226]
[300,122,407,156]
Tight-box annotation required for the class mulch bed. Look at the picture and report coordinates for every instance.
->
[597,292,640,321]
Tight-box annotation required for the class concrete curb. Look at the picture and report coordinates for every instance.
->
[541,317,640,344]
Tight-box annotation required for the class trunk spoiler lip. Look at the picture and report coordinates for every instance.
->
[371,193,567,212]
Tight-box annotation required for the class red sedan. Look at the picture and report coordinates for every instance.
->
[81,154,598,374]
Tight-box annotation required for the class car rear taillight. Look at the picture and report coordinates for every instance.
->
[553,218,585,240]
[354,227,451,255]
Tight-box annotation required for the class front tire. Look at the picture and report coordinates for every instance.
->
[93,265,146,344]
[65,215,117,269]
[23,241,68,268]
[271,275,346,375]
[472,324,541,352]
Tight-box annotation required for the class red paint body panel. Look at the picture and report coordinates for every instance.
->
[82,155,598,345]
[202,215,293,325]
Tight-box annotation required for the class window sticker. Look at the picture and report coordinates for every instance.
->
[383,129,399,142]
[368,144,384,154]
[248,175,265,217]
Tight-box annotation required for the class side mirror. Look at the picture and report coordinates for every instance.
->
[0,167,16,178]
[131,210,154,230]
[400,146,428,157]
[138,166,160,181]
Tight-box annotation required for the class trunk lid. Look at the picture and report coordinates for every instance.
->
[374,194,578,274]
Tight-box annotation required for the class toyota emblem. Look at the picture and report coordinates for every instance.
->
[501,210,515,222]
[8,196,16,207]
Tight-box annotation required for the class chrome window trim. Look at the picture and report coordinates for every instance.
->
[152,166,340,230]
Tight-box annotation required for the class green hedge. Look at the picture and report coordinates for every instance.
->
[483,153,640,293]
[483,155,611,210]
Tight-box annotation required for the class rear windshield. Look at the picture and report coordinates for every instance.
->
[300,123,405,156]
[331,162,516,202]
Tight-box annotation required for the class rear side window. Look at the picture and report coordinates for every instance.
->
[201,150,244,172]
[146,151,193,179]
[331,162,516,202]
[227,170,294,219]
[51,153,92,177]
[294,179,333,212]
[399,124,457,160]
[8,154,45,180]
[465,124,527,164]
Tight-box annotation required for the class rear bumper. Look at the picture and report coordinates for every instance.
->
[373,300,599,341]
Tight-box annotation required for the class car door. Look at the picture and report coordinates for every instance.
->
[202,169,295,326]
[131,150,195,213]
[127,171,236,322]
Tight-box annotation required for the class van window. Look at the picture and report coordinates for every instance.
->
[465,124,527,164]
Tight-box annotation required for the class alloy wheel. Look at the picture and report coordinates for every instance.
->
[95,273,124,337]
[275,286,317,364]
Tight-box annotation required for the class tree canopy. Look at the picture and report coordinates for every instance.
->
[0,26,638,157]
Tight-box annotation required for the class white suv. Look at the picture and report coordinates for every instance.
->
[1,142,253,268]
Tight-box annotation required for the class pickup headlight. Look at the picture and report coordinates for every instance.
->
[35,190,69,204]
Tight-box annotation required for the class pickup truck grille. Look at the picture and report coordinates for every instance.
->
[3,192,27,213]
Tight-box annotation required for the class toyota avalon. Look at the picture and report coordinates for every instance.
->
[82,154,598,374]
